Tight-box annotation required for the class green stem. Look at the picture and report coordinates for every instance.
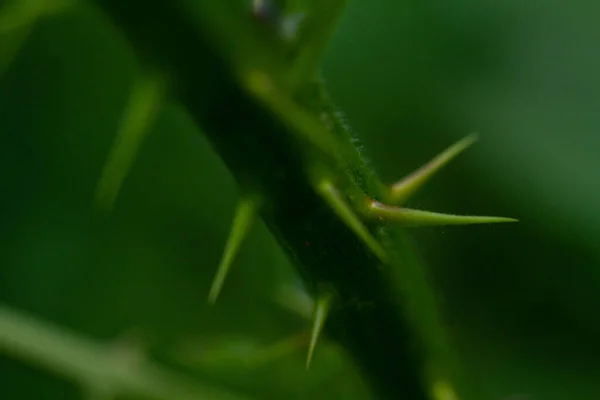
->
[87,1,474,399]
[0,305,251,400]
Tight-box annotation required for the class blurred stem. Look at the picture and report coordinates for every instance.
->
[287,0,347,90]
[0,305,251,400]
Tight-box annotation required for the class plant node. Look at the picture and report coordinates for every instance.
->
[316,180,389,263]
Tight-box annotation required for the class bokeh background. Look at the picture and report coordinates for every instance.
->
[2,0,600,399]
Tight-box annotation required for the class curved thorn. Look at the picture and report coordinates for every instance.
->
[95,72,166,211]
[316,180,389,263]
[369,201,518,227]
[306,293,331,369]
[208,196,260,305]
[390,133,479,205]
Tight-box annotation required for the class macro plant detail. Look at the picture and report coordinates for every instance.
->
[0,1,518,400]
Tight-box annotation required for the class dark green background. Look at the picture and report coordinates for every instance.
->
[1,1,599,398]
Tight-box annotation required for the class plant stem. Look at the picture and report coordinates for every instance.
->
[0,305,251,400]
[88,1,474,399]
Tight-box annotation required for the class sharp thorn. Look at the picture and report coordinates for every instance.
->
[389,133,479,205]
[369,201,518,227]
[208,196,260,305]
[94,72,165,211]
[316,180,389,263]
[306,293,331,369]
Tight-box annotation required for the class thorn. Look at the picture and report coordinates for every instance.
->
[316,180,389,263]
[306,293,332,369]
[208,196,260,305]
[389,133,479,205]
[94,72,165,211]
[369,201,518,227]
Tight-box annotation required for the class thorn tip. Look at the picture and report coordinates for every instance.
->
[369,201,517,227]
[306,293,331,369]
[208,196,260,305]
[94,73,165,211]
[389,133,479,205]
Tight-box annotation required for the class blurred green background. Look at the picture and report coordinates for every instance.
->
[1,1,600,399]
